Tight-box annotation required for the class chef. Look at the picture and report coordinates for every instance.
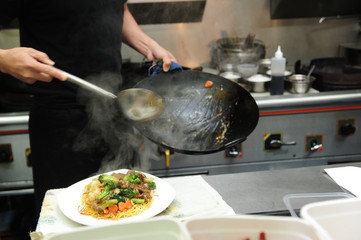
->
[0,0,176,214]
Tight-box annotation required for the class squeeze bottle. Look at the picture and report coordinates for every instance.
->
[270,45,286,95]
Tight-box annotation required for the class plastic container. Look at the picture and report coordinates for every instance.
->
[44,217,192,240]
[184,215,320,240]
[301,198,361,240]
[270,45,286,95]
[283,192,354,217]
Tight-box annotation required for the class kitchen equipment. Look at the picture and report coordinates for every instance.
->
[44,217,192,240]
[301,58,361,91]
[246,74,271,93]
[286,74,316,94]
[258,58,271,74]
[339,42,361,66]
[270,46,286,95]
[134,70,259,154]
[2,63,361,191]
[184,216,320,240]
[236,63,259,79]
[215,37,266,73]
[306,64,315,78]
[218,71,241,83]
[61,70,164,121]
[301,198,361,240]
[283,192,354,217]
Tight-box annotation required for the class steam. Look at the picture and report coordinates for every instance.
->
[72,71,151,175]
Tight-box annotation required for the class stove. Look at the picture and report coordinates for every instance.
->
[143,89,361,177]
[1,63,361,186]
[0,113,33,194]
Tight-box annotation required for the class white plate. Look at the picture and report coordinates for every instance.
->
[57,169,176,226]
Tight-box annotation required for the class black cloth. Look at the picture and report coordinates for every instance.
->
[0,0,140,215]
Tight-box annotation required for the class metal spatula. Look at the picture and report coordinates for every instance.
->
[61,70,164,121]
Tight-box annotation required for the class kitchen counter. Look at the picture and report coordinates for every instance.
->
[204,162,361,215]
[30,162,360,239]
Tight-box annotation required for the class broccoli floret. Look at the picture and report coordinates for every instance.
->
[98,174,118,183]
[147,181,156,190]
[118,187,137,198]
[109,193,127,203]
[97,180,118,200]
[123,173,141,184]
[100,199,118,210]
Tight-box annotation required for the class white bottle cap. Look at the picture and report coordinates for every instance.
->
[275,45,283,58]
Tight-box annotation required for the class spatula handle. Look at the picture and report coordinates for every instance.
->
[61,70,117,99]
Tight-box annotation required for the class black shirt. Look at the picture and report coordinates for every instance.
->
[0,0,126,104]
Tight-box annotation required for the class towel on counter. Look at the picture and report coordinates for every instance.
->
[160,175,236,220]
[31,175,235,240]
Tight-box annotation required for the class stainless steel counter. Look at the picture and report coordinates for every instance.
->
[203,162,360,215]
[255,89,361,110]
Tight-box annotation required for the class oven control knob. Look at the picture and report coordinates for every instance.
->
[310,141,323,152]
[339,123,356,136]
[0,150,11,163]
[0,144,13,163]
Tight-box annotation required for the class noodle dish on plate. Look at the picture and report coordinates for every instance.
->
[57,169,175,226]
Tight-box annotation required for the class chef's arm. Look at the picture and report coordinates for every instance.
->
[0,47,65,84]
[121,3,176,71]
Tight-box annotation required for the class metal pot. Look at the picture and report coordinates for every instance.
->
[216,37,266,73]
[246,74,271,93]
[286,74,315,94]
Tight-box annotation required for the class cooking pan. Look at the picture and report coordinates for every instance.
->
[133,70,259,154]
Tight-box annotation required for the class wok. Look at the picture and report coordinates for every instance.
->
[134,70,259,154]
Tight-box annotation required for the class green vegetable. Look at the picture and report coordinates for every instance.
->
[97,180,117,200]
[118,187,137,198]
[123,173,141,184]
[98,174,118,183]
[144,177,154,182]
[147,181,156,190]
[132,198,145,204]
[109,193,127,203]
[100,199,118,210]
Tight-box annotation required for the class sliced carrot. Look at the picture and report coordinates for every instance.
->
[103,208,109,214]
[108,204,118,213]
[204,80,213,88]
[124,198,132,209]
[118,202,126,212]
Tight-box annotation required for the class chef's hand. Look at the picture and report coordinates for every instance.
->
[145,41,177,72]
[0,47,66,84]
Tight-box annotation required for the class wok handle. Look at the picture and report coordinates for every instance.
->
[60,70,117,99]
[223,138,247,149]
